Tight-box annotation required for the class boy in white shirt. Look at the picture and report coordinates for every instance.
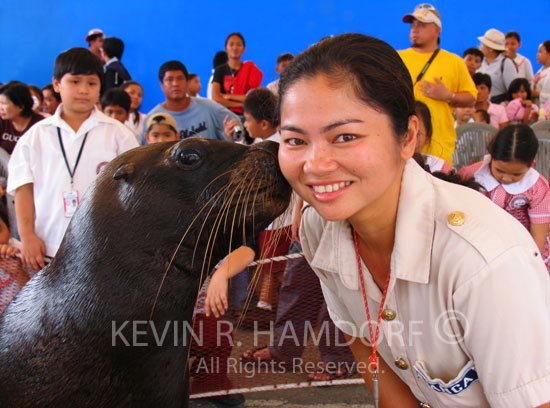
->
[8,47,138,270]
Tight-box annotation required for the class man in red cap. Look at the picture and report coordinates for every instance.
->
[398,3,476,167]
[85,28,105,61]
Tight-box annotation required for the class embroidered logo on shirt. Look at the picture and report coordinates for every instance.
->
[507,195,528,210]
[413,361,479,395]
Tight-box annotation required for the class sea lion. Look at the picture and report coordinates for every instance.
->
[0,138,291,408]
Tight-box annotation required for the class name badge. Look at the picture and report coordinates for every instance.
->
[414,360,479,395]
[63,190,80,218]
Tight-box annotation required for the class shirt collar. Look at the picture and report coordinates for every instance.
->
[52,105,106,136]
[309,159,433,290]
[474,154,539,194]
[103,57,118,70]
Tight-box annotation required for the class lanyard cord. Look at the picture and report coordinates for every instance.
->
[352,229,392,369]
[57,127,88,185]
[415,48,440,85]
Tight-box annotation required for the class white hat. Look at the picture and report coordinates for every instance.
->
[85,28,104,42]
[478,29,506,51]
[403,4,442,29]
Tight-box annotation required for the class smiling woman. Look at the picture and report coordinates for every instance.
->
[277,33,550,408]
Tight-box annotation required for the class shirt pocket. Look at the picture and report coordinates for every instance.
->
[413,360,488,408]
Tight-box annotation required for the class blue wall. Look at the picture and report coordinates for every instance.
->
[1,0,548,112]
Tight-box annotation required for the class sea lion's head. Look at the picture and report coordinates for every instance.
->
[60,138,291,280]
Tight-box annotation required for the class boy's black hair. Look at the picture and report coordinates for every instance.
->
[158,60,188,82]
[472,72,492,90]
[53,47,104,84]
[188,73,198,80]
[243,88,279,127]
[101,88,131,112]
[505,31,521,42]
[0,81,34,117]
[41,84,61,102]
[102,37,125,60]
[276,53,294,64]
[462,47,484,60]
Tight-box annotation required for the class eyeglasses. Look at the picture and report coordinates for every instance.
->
[415,3,436,11]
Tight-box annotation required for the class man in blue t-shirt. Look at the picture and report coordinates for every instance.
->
[143,60,238,142]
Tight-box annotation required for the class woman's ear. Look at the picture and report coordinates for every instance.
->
[401,115,418,160]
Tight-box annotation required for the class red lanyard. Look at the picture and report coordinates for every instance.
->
[352,229,392,372]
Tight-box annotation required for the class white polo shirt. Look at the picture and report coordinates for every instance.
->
[8,105,139,257]
[300,159,550,407]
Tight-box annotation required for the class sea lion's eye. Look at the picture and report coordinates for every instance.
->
[177,149,202,169]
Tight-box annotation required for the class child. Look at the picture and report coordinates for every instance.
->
[415,101,452,173]
[462,47,484,76]
[101,88,131,125]
[267,52,295,94]
[41,84,61,115]
[214,88,292,313]
[473,108,491,124]
[505,77,538,124]
[504,31,534,85]
[473,72,509,128]
[533,40,550,107]
[459,124,550,270]
[454,106,475,127]
[187,73,201,97]
[8,47,138,271]
[144,112,179,143]
[101,36,131,92]
[121,81,145,144]
[0,199,34,315]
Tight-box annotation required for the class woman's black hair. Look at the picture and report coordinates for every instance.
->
[225,32,245,48]
[278,33,415,139]
[507,78,532,101]
[489,124,538,166]
[0,81,34,117]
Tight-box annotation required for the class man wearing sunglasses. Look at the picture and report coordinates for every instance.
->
[399,3,477,167]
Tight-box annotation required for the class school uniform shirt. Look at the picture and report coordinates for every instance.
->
[300,159,550,407]
[423,153,451,173]
[534,66,550,106]
[487,102,508,128]
[7,105,139,257]
[513,53,534,86]
[460,155,550,269]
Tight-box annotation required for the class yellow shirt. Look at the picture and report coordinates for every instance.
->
[398,48,477,165]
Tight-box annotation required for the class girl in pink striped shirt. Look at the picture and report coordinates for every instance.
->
[459,124,550,270]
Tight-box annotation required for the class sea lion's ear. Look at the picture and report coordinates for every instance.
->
[113,163,135,181]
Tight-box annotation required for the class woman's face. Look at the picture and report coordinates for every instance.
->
[0,94,23,120]
[225,35,245,60]
[279,74,416,222]
[124,84,143,112]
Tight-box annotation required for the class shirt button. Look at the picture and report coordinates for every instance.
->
[394,358,409,370]
[447,211,466,226]
[381,309,396,321]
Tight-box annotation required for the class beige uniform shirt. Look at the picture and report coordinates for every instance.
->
[300,160,550,408]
